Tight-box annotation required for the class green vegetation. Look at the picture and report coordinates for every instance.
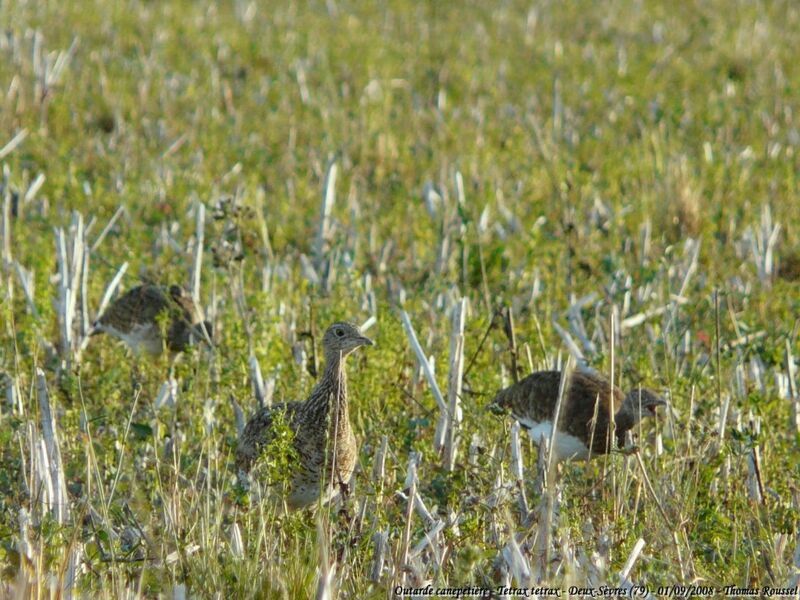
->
[1,0,799,597]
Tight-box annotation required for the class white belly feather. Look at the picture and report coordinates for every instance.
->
[517,417,590,461]
[98,323,163,356]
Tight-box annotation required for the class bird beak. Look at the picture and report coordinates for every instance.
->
[649,398,667,414]
[358,335,374,347]
[487,402,506,415]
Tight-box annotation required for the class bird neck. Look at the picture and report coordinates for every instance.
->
[613,406,635,446]
[307,351,350,426]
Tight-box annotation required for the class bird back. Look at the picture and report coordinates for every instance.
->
[493,370,624,455]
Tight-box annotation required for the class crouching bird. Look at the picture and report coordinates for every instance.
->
[492,370,666,462]
[236,321,373,510]
[90,284,212,357]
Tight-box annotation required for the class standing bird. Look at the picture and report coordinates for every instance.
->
[90,284,212,356]
[492,370,666,461]
[236,321,373,510]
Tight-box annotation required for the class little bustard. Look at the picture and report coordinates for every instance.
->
[492,370,666,461]
[236,321,373,510]
[90,284,212,356]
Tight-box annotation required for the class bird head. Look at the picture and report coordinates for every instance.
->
[486,386,512,415]
[322,321,373,359]
[621,388,667,423]
[168,285,188,300]
[487,400,507,416]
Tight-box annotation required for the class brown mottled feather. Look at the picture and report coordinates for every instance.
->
[493,370,630,455]
[235,401,302,472]
[93,284,209,354]
[235,321,371,510]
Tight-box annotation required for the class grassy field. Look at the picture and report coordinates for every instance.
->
[1,0,800,597]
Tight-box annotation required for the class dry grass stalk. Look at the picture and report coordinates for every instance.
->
[422,182,442,220]
[552,320,585,366]
[527,357,574,578]
[77,261,128,359]
[546,357,574,477]
[249,354,266,408]
[639,219,652,266]
[398,452,418,585]
[618,538,655,598]
[502,530,532,586]
[370,530,389,582]
[4,374,22,414]
[502,306,521,383]
[372,434,388,487]
[444,298,467,470]
[746,204,781,286]
[33,368,81,598]
[0,129,28,161]
[567,293,598,357]
[89,205,126,254]
[315,516,335,600]
[786,340,800,434]
[23,173,45,206]
[401,311,448,451]
[409,520,445,561]
[789,537,800,588]
[155,377,178,410]
[509,422,529,515]
[2,172,13,267]
[229,394,245,438]
[229,523,244,558]
[190,200,205,305]
[13,261,38,317]
[746,415,765,504]
[621,303,681,331]
[36,368,69,523]
[79,242,90,343]
[54,212,90,368]
[15,509,34,595]
[676,238,701,299]
[300,254,320,286]
[315,161,338,269]
[33,33,78,99]
[632,448,690,578]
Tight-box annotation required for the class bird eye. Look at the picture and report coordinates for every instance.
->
[335,327,344,337]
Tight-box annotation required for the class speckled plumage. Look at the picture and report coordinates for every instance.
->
[493,370,665,460]
[92,284,211,356]
[236,321,372,510]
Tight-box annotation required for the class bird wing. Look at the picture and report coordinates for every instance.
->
[493,370,621,455]
[565,371,621,454]
[235,402,300,473]
[492,370,563,421]
[95,285,170,333]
